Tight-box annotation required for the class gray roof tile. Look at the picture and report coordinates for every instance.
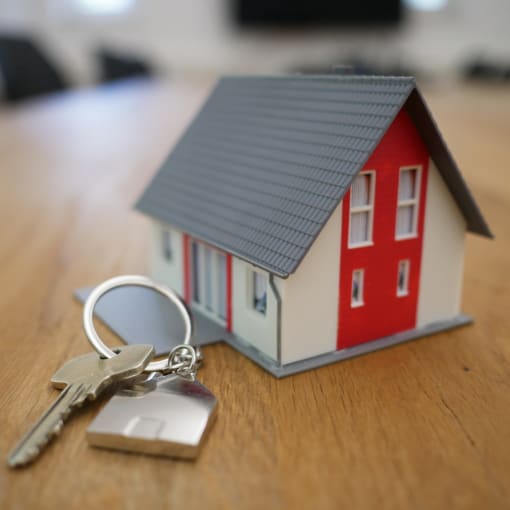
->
[137,75,491,277]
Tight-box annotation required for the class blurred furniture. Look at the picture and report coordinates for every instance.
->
[96,48,153,84]
[0,34,67,102]
[462,56,510,82]
[0,78,509,509]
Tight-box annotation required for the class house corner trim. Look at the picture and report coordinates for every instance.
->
[269,274,282,366]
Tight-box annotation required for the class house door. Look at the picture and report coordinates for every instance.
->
[190,240,227,324]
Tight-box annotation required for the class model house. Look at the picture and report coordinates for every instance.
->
[136,75,491,377]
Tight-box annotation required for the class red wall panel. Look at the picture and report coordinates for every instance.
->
[337,108,429,349]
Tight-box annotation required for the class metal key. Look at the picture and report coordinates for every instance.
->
[8,344,154,468]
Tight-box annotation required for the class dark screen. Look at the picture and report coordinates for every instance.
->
[234,0,402,27]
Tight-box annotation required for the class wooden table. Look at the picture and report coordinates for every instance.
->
[1,77,509,510]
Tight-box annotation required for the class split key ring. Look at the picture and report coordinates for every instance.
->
[82,275,194,373]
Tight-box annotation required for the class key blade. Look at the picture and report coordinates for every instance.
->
[8,383,86,467]
[8,345,155,468]
[51,344,155,396]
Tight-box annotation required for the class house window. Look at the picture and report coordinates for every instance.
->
[397,260,410,296]
[190,240,227,323]
[251,270,267,315]
[396,167,421,239]
[349,172,375,247]
[161,229,173,261]
[351,269,364,307]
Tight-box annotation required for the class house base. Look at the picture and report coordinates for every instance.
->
[75,286,472,378]
[215,314,473,378]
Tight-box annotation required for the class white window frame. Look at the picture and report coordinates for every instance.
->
[247,268,268,317]
[397,260,410,297]
[190,239,227,325]
[348,170,376,248]
[395,166,422,240]
[351,269,365,307]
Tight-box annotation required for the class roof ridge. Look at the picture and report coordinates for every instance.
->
[220,74,416,83]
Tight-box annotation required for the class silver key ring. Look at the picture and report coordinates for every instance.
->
[83,275,193,373]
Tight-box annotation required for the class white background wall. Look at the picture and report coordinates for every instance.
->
[0,0,509,85]
[417,160,466,326]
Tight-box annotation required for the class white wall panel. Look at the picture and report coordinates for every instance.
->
[279,203,342,364]
[232,259,278,360]
[150,222,184,296]
[417,160,466,326]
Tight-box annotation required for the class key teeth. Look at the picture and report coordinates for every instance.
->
[9,386,86,468]
[26,446,40,462]
[32,418,63,453]
[9,417,66,467]
[8,445,41,467]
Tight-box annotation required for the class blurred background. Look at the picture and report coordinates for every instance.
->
[0,0,509,102]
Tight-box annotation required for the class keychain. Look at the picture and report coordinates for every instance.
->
[8,275,217,468]
[83,275,218,459]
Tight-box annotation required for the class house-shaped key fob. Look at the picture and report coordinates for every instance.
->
[87,374,217,459]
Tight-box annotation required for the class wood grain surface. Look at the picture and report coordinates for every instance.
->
[0,77,509,510]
